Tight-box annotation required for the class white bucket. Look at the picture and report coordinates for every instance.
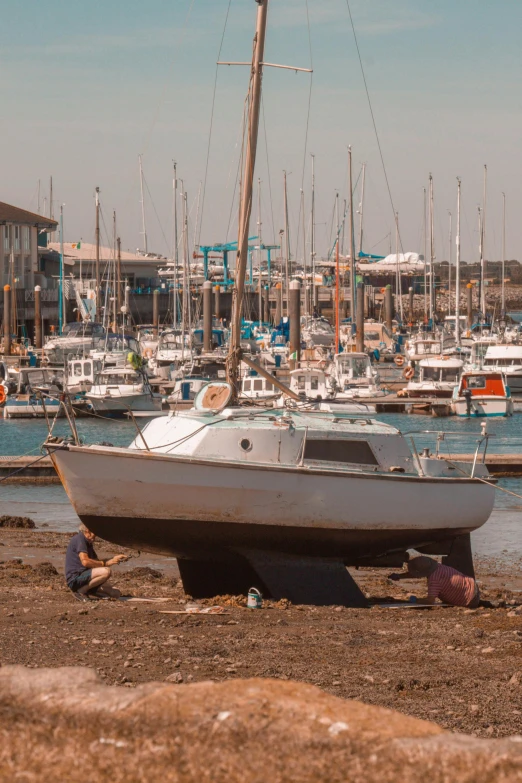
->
[247,587,262,609]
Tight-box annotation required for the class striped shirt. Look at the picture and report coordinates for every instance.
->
[427,564,476,607]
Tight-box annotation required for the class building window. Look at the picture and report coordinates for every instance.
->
[3,255,9,282]
[3,227,9,252]
[14,256,21,282]
[24,256,31,279]
[14,226,20,251]
[23,226,30,252]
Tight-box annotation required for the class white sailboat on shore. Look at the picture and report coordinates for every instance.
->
[46,0,495,603]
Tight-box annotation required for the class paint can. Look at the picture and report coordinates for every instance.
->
[247,587,262,609]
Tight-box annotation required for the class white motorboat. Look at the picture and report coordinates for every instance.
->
[240,373,278,402]
[405,337,442,363]
[43,322,106,365]
[90,334,141,368]
[452,371,513,418]
[149,329,192,379]
[86,367,163,417]
[301,316,335,347]
[406,357,463,398]
[482,345,522,392]
[330,353,386,399]
[65,357,103,395]
[274,367,375,413]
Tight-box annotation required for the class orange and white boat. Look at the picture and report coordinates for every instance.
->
[452,371,513,418]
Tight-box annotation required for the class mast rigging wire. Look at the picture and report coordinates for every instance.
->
[198,0,233,248]
[344,0,404,254]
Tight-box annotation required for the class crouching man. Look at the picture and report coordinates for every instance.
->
[388,555,480,608]
[65,523,127,601]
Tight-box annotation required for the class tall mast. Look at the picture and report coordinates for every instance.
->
[139,154,148,254]
[335,193,340,353]
[480,164,487,317]
[358,162,366,256]
[49,176,54,242]
[257,177,263,323]
[283,170,290,315]
[37,180,41,215]
[59,205,64,335]
[301,188,307,315]
[116,236,122,324]
[227,0,268,390]
[477,206,482,321]
[172,162,179,329]
[95,186,100,321]
[310,154,316,313]
[181,182,189,344]
[395,211,403,322]
[348,146,356,332]
[423,187,427,319]
[501,192,506,316]
[112,210,117,330]
[429,173,434,323]
[455,178,461,347]
[448,209,453,315]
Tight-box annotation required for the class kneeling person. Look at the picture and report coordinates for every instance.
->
[389,555,480,608]
[65,523,127,599]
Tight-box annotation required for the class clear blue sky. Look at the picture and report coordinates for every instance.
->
[1,0,520,263]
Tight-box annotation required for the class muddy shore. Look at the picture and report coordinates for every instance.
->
[1,528,522,739]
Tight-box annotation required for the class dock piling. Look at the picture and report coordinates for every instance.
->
[467,284,473,328]
[275,283,282,325]
[385,285,393,331]
[214,285,221,320]
[203,280,212,352]
[34,285,42,349]
[356,283,364,352]
[289,279,301,369]
[152,289,159,335]
[3,285,11,356]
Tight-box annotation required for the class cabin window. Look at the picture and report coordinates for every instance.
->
[266,381,273,391]
[304,439,379,465]
[244,380,251,391]
[253,379,263,391]
[310,377,319,391]
[352,358,368,378]
[297,376,306,390]
[467,376,486,389]
[84,362,92,376]
[441,369,459,382]
[74,364,82,377]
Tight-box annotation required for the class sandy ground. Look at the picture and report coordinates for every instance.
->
[1,528,522,740]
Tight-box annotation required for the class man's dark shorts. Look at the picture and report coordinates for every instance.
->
[68,570,92,592]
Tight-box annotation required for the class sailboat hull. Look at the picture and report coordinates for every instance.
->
[50,445,494,563]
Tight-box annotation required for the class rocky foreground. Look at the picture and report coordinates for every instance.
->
[1,665,522,782]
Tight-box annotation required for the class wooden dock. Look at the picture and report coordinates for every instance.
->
[2,451,522,483]
[0,456,60,484]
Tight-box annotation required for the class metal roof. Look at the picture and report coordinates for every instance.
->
[0,201,58,228]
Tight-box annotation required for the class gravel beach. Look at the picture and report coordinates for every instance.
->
[1,528,521,739]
